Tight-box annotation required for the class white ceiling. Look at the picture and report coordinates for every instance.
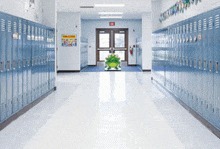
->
[56,0,152,19]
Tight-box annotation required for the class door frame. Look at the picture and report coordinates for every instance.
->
[96,28,128,66]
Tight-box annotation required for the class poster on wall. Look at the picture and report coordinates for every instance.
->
[62,35,77,47]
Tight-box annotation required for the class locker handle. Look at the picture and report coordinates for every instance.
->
[1,62,3,72]
[23,59,26,67]
[216,62,218,73]
[18,60,21,68]
[209,61,212,71]
[7,61,10,70]
[27,58,30,66]
[32,58,34,66]
[13,60,15,69]
[204,60,207,70]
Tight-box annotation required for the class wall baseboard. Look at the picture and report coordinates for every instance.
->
[0,87,56,131]
[57,70,80,73]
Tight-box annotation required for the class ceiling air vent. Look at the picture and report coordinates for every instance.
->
[80,6,94,8]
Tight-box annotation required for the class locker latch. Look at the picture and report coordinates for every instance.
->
[216,62,218,73]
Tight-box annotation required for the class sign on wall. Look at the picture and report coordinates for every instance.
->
[62,35,77,47]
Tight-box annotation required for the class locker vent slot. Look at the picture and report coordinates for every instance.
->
[216,61,218,73]
[183,25,185,34]
[190,58,192,67]
[180,26,182,34]
[7,61,10,70]
[190,23,193,33]
[27,58,30,66]
[175,28,176,34]
[177,27,179,34]
[19,23,22,34]
[204,19,207,30]
[1,19,5,32]
[186,24,189,33]
[199,60,201,69]
[23,24,26,34]
[204,60,207,70]
[1,62,3,72]
[13,60,15,69]
[198,20,202,32]
[209,61,212,71]
[209,17,213,30]
[194,59,197,68]
[8,21,11,32]
[14,22,17,33]
[23,59,26,67]
[18,60,21,68]
[35,27,37,34]
[194,21,197,32]
[215,15,219,29]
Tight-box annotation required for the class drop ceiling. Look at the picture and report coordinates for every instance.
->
[56,0,152,19]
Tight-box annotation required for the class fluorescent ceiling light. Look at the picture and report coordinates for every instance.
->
[95,4,125,7]
[99,12,123,15]
[100,16,123,19]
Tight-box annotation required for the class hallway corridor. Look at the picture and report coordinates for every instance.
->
[0,72,219,149]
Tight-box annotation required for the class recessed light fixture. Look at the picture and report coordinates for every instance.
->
[94,4,125,7]
[100,16,123,19]
[98,12,123,15]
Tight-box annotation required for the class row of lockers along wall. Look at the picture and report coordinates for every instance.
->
[0,11,56,123]
[152,7,220,131]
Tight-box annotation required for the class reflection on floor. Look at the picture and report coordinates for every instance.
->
[0,72,220,149]
[81,66,142,72]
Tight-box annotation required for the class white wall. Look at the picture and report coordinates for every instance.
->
[142,12,152,70]
[57,12,81,71]
[81,19,142,65]
[42,0,55,28]
[0,0,43,23]
[154,0,220,31]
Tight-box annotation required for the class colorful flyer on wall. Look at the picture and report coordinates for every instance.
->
[62,35,77,47]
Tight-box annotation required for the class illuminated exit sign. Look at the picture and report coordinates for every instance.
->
[109,22,115,26]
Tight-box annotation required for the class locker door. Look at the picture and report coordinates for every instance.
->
[197,17,204,116]
[12,16,19,113]
[51,30,55,88]
[17,18,23,110]
[192,17,199,112]
[207,14,214,123]
[35,25,39,99]
[0,13,7,122]
[27,22,32,104]
[31,23,36,101]
[182,22,187,104]
[39,26,43,96]
[185,20,190,106]
[202,13,209,121]
[22,20,28,107]
[43,28,47,93]
[6,14,13,118]
[213,9,220,129]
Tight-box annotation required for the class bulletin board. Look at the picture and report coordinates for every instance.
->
[62,35,77,47]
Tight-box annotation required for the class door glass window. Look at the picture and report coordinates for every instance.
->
[99,51,110,61]
[99,34,110,48]
[115,51,125,61]
[115,33,125,47]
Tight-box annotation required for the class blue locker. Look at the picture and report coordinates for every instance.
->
[191,16,199,112]
[0,12,7,122]
[202,12,209,121]
[213,8,220,129]
[39,26,43,97]
[34,25,39,99]
[6,14,13,118]
[51,30,55,89]
[12,16,19,113]
[31,23,36,102]
[22,19,28,107]
[206,13,215,123]
[197,16,204,116]
[43,28,47,94]
[17,18,23,110]
[27,22,32,104]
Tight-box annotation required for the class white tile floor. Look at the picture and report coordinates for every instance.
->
[0,72,220,149]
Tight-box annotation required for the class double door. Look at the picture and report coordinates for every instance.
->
[96,28,128,64]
